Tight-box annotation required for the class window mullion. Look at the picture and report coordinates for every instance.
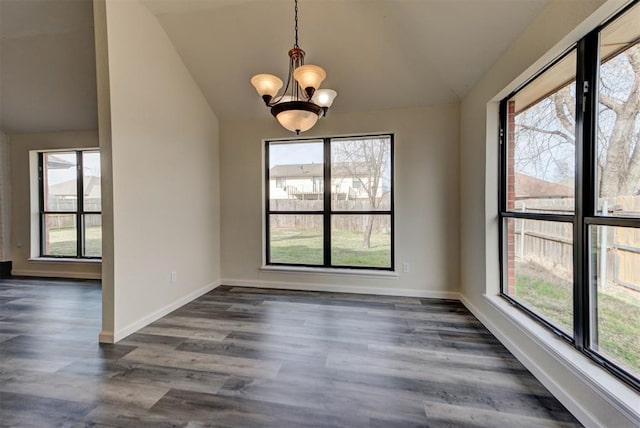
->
[582,30,600,353]
[38,153,45,257]
[323,138,331,267]
[264,142,271,265]
[76,151,84,258]
[573,31,599,351]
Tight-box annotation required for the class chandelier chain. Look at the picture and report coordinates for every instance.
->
[294,0,299,48]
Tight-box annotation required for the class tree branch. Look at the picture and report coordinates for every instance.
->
[518,124,574,143]
[599,93,623,113]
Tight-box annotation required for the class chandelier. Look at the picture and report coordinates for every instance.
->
[250,0,337,134]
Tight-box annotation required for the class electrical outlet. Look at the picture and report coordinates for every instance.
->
[170,271,177,283]
[402,262,410,273]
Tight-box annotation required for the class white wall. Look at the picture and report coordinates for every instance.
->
[96,0,220,342]
[220,104,460,298]
[459,0,639,426]
[0,131,11,262]
[8,131,101,278]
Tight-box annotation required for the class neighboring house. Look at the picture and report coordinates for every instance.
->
[47,176,101,211]
[46,154,75,170]
[515,173,573,200]
[269,162,389,201]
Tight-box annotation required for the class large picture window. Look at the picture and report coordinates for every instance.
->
[265,135,393,270]
[39,150,102,258]
[499,2,640,390]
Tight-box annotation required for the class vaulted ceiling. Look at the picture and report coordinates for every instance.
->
[147,0,549,120]
[0,0,550,134]
[0,0,97,134]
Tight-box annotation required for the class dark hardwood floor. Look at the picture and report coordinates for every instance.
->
[0,277,582,427]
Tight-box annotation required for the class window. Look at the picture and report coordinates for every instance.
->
[39,150,102,258]
[499,2,640,390]
[266,135,393,269]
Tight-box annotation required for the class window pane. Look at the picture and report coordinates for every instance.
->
[596,3,640,217]
[504,218,573,334]
[269,141,324,211]
[83,214,102,257]
[44,152,77,211]
[331,215,391,268]
[269,215,323,265]
[44,214,77,256]
[506,51,576,214]
[589,225,640,377]
[83,151,101,212]
[331,136,391,211]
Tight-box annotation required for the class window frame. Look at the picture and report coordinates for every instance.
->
[265,134,394,271]
[498,0,640,391]
[38,150,102,259]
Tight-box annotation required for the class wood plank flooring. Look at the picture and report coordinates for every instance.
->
[0,277,582,427]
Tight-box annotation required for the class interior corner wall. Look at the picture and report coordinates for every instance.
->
[8,130,101,279]
[102,0,220,342]
[459,0,637,426]
[0,131,11,263]
[219,104,460,298]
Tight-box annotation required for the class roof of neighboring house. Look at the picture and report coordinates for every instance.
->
[515,173,573,198]
[46,154,75,170]
[270,162,372,179]
[270,163,323,178]
[48,176,101,198]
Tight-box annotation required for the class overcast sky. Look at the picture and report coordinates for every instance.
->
[47,152,101,185]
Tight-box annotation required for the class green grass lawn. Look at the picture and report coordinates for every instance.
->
[515,264,640,376]
[270,229,391,267]
[48,226,102,257]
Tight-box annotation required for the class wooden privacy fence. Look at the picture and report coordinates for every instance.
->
[514,196,640,291]
[269,198,391,233]
[45,198,102,229]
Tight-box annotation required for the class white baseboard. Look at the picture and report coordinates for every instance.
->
[459,294,640,428]
[459,295,594,425]
[109,280,221,343]
[12,269,101,280]
[98,330,114,344]
[222,278,460,300]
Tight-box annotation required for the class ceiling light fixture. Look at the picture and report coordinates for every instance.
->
[250,0,337,134]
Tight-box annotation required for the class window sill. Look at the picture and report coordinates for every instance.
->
[28,257,101,264]
[484,294,640,425]
[260,265,398,278]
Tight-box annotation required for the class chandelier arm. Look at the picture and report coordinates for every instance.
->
[268,55,295,106]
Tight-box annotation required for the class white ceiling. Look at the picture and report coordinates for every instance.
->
[0,0,97,134]
[0,0,550,134]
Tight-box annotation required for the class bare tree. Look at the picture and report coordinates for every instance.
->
[515,43,640,198]
[332,138,390,248]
